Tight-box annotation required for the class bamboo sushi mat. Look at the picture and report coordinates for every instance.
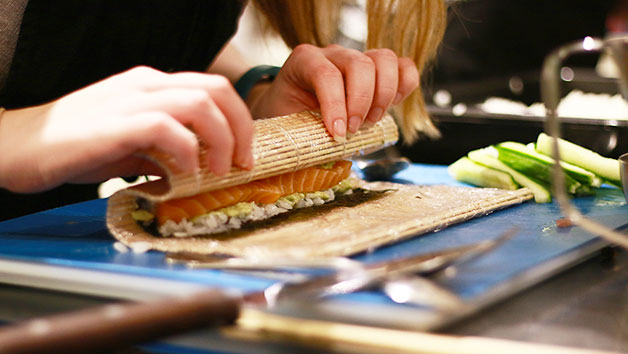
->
[113,110,398,203]
[110,183,533,258]
[107,110,533,257]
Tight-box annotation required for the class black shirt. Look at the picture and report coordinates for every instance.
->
[0,0,244,220]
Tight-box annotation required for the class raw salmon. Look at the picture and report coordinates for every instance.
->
[155,160,352,226]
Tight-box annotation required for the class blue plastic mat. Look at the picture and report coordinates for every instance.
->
[0,164,625,329]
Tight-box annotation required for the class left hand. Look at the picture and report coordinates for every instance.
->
[248,44,419,141]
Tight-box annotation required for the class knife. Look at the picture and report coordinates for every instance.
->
[0,289,240,354]
[253,227,517,308]
[0,228,515,353]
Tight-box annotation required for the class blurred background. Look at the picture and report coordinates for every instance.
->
[232,0,628,166]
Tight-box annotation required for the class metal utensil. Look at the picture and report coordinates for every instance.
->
[261,227,518,307]
[0,229,516,353]
[541,35,628,249]
[167,252,362,273]
[620,152,628,203]
[380,227,518,311]
[382,275,466,312]
[0,289,240,354]
[356,157,410,181]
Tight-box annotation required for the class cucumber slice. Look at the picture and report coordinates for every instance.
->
[603,178,623,189]
[536,133,620,185]
[575,183,595,196]
[448,157,519,190]
[524,143,602,187]
[495,141,581,194]
[468,147,551,203]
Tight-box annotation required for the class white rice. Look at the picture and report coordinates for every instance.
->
[157,188,345,237]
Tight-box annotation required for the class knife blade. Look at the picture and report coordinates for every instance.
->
[0,228,516,353]
[247,227,517,308]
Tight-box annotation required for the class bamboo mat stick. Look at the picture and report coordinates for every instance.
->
[107,110,399,252]
[224,308,615,354]
[121,110,398,203]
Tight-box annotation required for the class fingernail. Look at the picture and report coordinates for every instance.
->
[365,107,383,124]
[362,120,375,129]
[348,116,361,133]
[393,93,403,105]
[213,162,230,176]
[333,119,346,142]
[234,152,255,170]
[184,159,199,173]
[245,153,255,169]
[234,155,246,169]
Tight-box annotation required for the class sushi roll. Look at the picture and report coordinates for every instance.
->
[132,160,358,237]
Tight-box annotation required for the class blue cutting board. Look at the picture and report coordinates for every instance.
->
[0,164,626,330]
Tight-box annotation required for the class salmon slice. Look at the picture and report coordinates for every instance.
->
[282,172,295,195]
[195,192,222,211]
[248,182,282,204]
[318,169,337,192]
[338,160,352,178]
[224,185,247,203]
[212,189,238,207]
[301,168,318,192]
[291,168,307,192]
[168,199,207,217]
[154,160,352,225]
[156,203,190,225]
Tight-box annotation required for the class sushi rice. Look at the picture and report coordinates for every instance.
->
[144,181,355,237]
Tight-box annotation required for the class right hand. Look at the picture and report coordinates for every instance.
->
[0,66,254,193]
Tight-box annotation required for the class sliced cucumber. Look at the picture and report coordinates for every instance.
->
[495,142,581,194]
[524,143,602,187]
[536,133,620,185]
[448,157,519,190]
[603,178,623,189]
[575,183,595,196]
[468,147,551,203]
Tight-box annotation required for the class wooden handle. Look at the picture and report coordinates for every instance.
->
[228,308,611,354]
[0,289,240,354]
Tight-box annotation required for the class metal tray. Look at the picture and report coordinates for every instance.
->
[402,67,627,164]
[399,105,628,165]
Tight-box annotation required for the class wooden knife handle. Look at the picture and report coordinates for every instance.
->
[0,289,241,354]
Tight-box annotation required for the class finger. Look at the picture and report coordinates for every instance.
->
[126,111,200,173]
[324,45,376,134]
[290,44,348,141]
[121,70,254,170]
[364,49,399,126]
[394,57,420,105]
[70,156,167,184]
[197,75,255,170]
[109,66,169,88]
[133,88,236,176]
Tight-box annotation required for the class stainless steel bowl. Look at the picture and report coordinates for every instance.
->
[621,153,628,203]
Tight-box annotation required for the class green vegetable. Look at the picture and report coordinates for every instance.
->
[221,202,254,217]
[495,141,581,194]
[448,157,519,190]
[278,193,305,206]
[318,161,336,169]
[524,143,602,187]
[468,147,551,203]
[309,191,331,200]
[131,210,154,222]
[332,179,356,194]
[536,133,620,186]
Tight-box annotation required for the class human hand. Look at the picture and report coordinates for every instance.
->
[248,44,419,141]
[0,66,254,193]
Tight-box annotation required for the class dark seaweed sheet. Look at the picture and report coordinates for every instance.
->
[142,188,396,239]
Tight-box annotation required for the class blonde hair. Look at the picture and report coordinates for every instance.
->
[252,0,446,143]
